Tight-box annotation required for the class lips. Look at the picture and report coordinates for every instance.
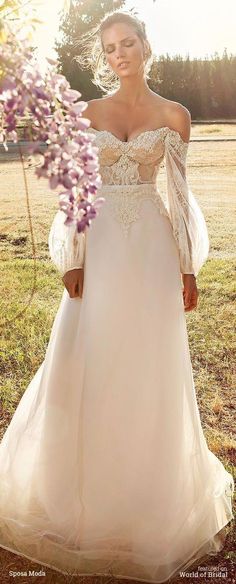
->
[118,62,129,68]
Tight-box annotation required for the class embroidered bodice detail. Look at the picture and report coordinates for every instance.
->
[87,127,167,186]
[86,127,170,237]
[88,127,209,276]
[98,183,169,237]
[48,126,209,278]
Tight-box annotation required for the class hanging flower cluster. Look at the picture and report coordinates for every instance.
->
[0,28,104,233]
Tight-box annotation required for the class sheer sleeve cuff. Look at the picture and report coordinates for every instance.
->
[48,210,86,277]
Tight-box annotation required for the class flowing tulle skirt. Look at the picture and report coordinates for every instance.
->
[0,192,234,582]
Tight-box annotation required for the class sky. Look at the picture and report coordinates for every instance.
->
[32,0,236,67]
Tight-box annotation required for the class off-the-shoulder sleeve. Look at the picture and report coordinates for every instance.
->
[48,210,86,277]
[164,130,209,277]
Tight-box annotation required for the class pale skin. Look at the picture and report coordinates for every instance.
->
[63,21,199,312]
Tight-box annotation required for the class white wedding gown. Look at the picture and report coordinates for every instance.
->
[0,126,234,582]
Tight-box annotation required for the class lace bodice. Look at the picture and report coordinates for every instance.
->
[48,126,209,278]
[86,126,171,186]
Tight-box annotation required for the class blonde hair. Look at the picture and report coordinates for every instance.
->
[74,9,153,95]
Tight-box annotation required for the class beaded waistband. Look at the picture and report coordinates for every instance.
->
[97,182,159,194]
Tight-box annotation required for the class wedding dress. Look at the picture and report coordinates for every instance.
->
[0,126,234,582]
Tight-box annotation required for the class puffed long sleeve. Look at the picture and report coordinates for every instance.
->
[48,209,86,277]
[164,130,209,277]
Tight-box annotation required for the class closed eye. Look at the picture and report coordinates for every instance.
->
[106,42,134,54]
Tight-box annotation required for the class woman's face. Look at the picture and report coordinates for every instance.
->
[102,23,146,78]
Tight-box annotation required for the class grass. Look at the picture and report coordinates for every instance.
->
[0,124,235,583]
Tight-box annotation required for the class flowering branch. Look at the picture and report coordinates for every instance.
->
[0,3,104,325]
[0,24,104,234]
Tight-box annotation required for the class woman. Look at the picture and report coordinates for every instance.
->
[0,10,234,583]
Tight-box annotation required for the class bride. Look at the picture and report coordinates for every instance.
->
[0,9,234,583]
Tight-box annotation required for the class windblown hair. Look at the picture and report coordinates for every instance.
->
[74,10,154,95]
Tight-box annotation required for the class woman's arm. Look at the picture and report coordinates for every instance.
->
[164,105,209,277]
[164,105,209,310]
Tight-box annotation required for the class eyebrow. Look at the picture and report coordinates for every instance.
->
[104,36,134,48]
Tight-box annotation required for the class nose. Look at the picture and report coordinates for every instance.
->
[115,47,126,61]
[116,56,126,66]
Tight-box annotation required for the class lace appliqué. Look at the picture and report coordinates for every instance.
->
[165,130,190,214]
[88,127,166,186]
[98,185,169,237]
[101,156,140,185]
[165,129,189,162]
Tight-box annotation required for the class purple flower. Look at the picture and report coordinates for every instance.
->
[0,27,104,234]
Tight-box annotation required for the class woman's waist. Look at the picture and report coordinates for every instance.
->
[96,182,161,196]
[93,182,169,223]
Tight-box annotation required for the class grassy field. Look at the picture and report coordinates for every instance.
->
[0,124,235,583]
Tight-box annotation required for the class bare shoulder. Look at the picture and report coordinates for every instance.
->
[164,99,191,143]
[84,97,109,127]
[152,94,191,142]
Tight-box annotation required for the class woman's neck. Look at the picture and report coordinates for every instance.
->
[112,77,152,107]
